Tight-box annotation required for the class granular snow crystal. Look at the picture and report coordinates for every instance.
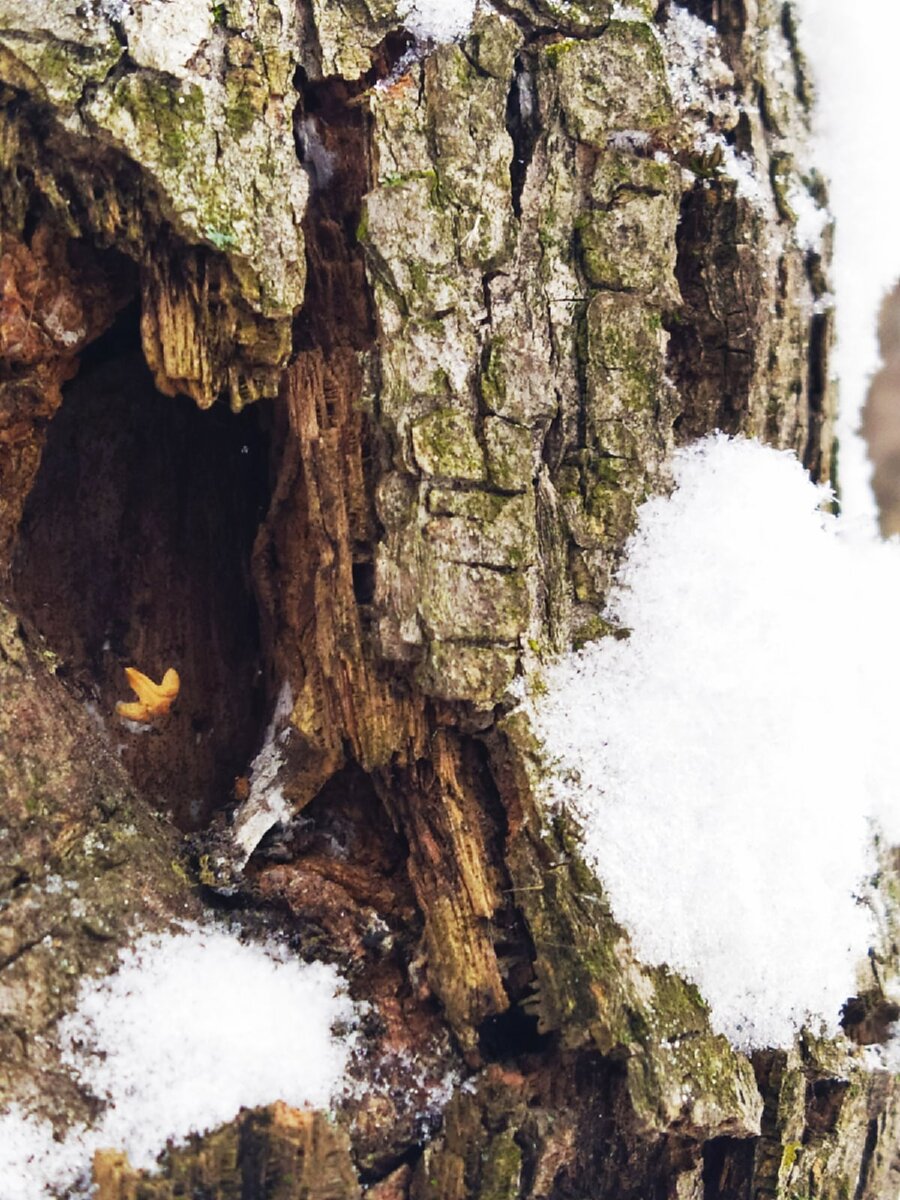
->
[397,0,478,42]
[1,924,356,1197]
[526,435,900,1051]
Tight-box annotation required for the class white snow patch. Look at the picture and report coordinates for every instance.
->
[611,3,650,20]
[1,924,356,1197]
[863,1038,900,1075]
[397,0,478,42]
[785,176,829,253]
[660,7,737,122]
[697,132,767,206]
[526,435,900,1051]
[84,0,130,22]
[793,0,900,526]
[660,8,770,206]
[606,129,653,153]
[0,1108,88,1200]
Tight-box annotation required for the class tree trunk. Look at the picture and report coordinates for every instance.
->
[0,0,897,1197]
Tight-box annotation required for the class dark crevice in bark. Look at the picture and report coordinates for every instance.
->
[506,51,539,220]
[10,303,273,830]
[471,734,543,1027]
[477,1004,548,1060]
[799,238,833,481]
[802,308,828,476]
[667,181,757,442]
[803,1076,851,1140]
[854,1116,880,1200]
[842,991,900,1046]
[779,1,814,110]
[670,0,746,28]
[701,1135,755,1200]
[287,68,387,639]
[292,71,376,353]
[731,109,754,158]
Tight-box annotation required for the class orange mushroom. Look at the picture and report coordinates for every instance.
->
[116,666,180,723]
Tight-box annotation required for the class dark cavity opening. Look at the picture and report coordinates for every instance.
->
[292,69,376,353]
[11,304,273,830]
[803,1076,850,1140]
[669,0,747,40]
[506,52,539,220]
[477,1003,549,1061]
[701,1135,755,1200]
[278,761,411,900]
[352,560,376,605]
[841,991,900,1046]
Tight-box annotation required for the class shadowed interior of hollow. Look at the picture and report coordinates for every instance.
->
[11,304,273,830]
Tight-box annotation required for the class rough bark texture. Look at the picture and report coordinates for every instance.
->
[0,0,897,1197]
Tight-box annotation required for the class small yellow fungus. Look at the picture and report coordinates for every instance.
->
[116,666,180,723]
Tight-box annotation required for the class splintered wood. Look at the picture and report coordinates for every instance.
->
[250,349,509,1048]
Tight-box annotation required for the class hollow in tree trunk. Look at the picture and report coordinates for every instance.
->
[0,1,898,1197]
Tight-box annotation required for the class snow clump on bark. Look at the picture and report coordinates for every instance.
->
[0,924,356,1198]
[526,435,900,1051]
[397,0,478,42]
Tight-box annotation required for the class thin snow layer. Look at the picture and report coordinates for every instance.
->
[660,8,766,207]
[2,925,355,1197]
[528,436,900,1051]
[398,0,477,41]
[661,7,738,129]
[793,0,900,525]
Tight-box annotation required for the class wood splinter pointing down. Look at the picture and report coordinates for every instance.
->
[116,666,180,723]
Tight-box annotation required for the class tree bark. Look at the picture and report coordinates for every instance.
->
[0,0,898,1197]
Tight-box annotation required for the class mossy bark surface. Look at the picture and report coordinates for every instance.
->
[0,1,897,1198]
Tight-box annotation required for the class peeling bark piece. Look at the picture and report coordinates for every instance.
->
[378,730,508,1049]
[0,227,133,566]
[273,349,423,774]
